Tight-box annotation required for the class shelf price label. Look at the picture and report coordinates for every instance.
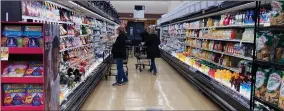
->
[1,47,9,61]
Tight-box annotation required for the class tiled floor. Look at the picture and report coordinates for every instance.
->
[81,58,220,110]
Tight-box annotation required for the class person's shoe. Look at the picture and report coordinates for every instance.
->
[112,82,123,86]
[121,80,128,84]
[153,71,157,75]
[148,69,152,72]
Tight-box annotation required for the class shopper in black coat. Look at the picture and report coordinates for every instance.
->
[145,28,160,75]
[140,30,149,43]
[111,27,128,86]
[112,32,127,59]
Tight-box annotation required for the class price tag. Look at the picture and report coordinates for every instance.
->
[1,47,9,61]
[264,23,271,27]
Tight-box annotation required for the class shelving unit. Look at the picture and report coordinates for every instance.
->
[159,1,284,111]
[251,1,284,111]
[1,22,45,111]
[187,37,254,43]
[8,48,43,54]
[161,50,250,111]
[2,77,44,84]
[157,1,274,111]
[2,106,44,111]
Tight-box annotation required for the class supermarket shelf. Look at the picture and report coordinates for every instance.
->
[60,55,110,111]
[195,65,250,100]
[201,48,253,61]
[60,44,91,52]
[200,58,241,73]
[2,105,44,111]
[188,23,259,30]
[187,37,254,43]
[58,21,74,24]
[8,47,43,54]
[1,77,44,83]
[161,50,249,111]
[255,60,284,70]
[60,59,102,104]
[186,45,253,61]
[254,97,284,111]
[1,21,43,25]
[22,15,73,24]
[259,25,284,31]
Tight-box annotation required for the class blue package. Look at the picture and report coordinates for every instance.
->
[28,37,40,47]
[6,37,18,47]
[3,31,23,37]
[24,26,43,37]
[23,31,43,37]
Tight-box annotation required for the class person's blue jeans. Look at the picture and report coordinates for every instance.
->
[116,58,128,83]
[149,58,157,73]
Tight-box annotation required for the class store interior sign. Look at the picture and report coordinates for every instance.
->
[134,5,145,19]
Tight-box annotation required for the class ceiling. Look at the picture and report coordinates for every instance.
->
[110,1,184,14]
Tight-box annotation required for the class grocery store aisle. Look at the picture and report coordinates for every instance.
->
[81,58,220,110]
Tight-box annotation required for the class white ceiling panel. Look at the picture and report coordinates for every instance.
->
[111,1,184,14]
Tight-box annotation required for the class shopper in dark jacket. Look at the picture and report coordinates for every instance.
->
[111,27,128,86]
[145,28,160,75]
[140,30,149,43]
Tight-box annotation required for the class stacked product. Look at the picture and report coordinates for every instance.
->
[1,26,43,48]
[3,84,43,106]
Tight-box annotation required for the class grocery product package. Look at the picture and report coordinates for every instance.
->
[270,1,284,26]
[256,32,274,61]
[274,33,284,64]
[265,69,284,105]
[279,73,284,109]
[255,68,270,100]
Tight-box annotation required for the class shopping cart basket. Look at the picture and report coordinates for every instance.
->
[134,44,150,72]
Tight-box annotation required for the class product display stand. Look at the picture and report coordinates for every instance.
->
[1,22,45,111]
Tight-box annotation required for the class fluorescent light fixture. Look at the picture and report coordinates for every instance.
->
[135,18,147,20]
[67,1,118,25]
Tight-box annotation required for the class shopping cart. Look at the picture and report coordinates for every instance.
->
[134,44,150,72]
[105,46,129,80]
[126,40,133,58]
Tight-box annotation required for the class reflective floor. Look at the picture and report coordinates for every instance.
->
[81,58,220,110]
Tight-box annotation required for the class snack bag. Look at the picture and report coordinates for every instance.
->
[274,33,284,64]
[271,1,284,26]
[24,61,43,77]
[255,68,270,100]
[265,69,284,105]
[25,84,43,106]
[256,32,274,61]
[279,73,284,109]
[2,62,28,77]
[3,84,27,106]
[6,37,18,47]
[2,26,23,37]
[28,37,40,47]
[23,26,42,37]
[1,37,8,47]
